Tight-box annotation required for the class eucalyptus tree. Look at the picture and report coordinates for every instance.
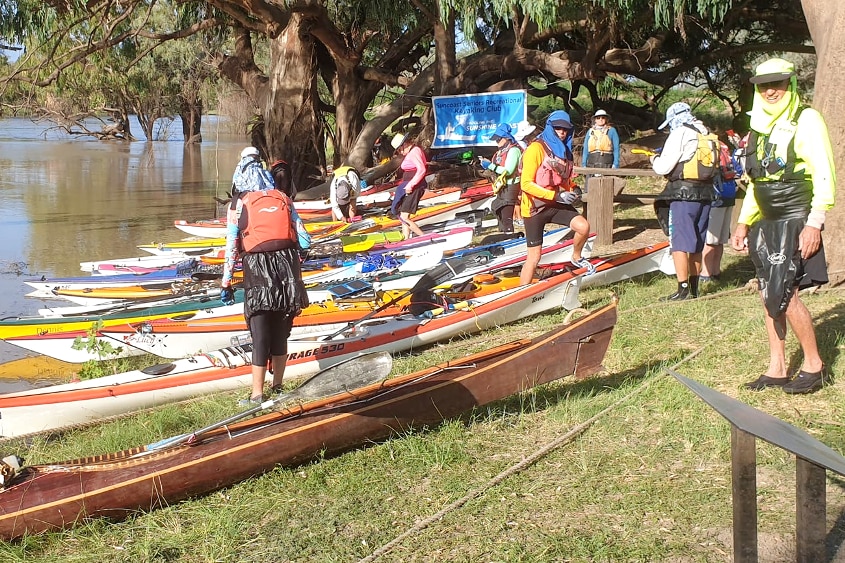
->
[0,0,825,189]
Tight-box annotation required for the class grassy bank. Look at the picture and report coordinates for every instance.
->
[1,247,844,562]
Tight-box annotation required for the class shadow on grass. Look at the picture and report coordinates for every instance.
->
[469,347,693,422]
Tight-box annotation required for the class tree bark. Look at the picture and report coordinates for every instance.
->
[802,0,845,284]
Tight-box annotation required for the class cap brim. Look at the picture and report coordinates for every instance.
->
[550,120,572,129]
[657,118,671,130]
[489,134,502,141]
[749,72,793,84]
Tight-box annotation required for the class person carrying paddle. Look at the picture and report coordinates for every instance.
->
[389,133,428,239]
[731,58,836,394]
[221,150,311,405]
[478,123,523,234]
[518,110,595,286]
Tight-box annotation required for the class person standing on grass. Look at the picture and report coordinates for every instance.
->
[221,149,311,406]
[650,102,716,301]
[479,123,523,234]
[389,133,428,239]
[700,136,742,284]
[731,58,835,394]
[518,110,595,286]
[582,109,621,169]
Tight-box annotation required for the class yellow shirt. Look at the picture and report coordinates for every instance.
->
[737,107,836,226]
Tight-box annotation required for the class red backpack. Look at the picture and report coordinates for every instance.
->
[236,189,298,253]
[718,141,737,181]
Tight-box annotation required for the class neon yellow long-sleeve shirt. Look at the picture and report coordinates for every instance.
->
[737,107,836,226]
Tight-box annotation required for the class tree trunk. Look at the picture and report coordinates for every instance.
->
[802,0,845,284]
[180,97,203,145]
[264,12,324,190]
[332,70,371,168]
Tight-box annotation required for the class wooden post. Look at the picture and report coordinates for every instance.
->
[731,426,758,563]
[585,176,614,246]
[795,457,826,562]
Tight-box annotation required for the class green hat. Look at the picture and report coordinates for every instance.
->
[750,58,795,84]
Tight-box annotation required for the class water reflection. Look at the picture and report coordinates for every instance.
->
[0,116,250,382]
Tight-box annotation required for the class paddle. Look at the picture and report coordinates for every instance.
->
[143,351,394,452]
[320,254,474,341]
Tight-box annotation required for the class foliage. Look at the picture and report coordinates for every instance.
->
[71,320,127,378]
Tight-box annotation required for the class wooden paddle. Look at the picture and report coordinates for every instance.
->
[143,351,394,452]
[320,254,475,341]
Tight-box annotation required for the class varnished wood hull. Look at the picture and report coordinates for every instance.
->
[0,302,616,539]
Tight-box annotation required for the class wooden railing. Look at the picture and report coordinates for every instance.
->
[574,166,661,247]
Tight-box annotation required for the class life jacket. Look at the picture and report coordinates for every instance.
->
[491,144,521,194]
[587,127,613,153]
[235,189,298,253]
[533,140,573,189]
[668,125,719,182]
[744,106,809,182]
[718,141,737,181]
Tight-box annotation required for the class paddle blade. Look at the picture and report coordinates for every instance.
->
[412,256,473,293]
[144,351,393,452]
[284,350,393,403]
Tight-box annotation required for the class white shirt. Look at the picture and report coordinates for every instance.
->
[651,120,708,177]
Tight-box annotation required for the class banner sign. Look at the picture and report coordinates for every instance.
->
[431,90,527,149]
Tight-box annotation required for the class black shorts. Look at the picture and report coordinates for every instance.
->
[524,204,580,247]
[797,240,828,289]
[399,181,427,214]
[248,310,295,367]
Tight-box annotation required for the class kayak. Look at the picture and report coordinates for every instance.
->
[97,242,670,361]
[0,302,617,541]
[0,264,597,438]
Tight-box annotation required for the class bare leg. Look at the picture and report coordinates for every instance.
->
[519,246,542,286]
[569,215,590,261]
[270,355,286,388]
[785,289,824,373]
[400,212,425,238]
[689,252,702,277]
[761,305,789,380]
[701,244,723,277]
[671,251,690,282]
[250,365,267,399]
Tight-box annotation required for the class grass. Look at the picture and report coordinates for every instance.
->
[1,207,845,561]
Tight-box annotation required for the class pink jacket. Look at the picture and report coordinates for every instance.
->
[400,146,428,191]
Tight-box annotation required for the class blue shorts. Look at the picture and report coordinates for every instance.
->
[668,200,710,254]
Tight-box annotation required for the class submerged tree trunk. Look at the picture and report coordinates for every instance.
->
[802,0,845,284]
[180,97,203,144]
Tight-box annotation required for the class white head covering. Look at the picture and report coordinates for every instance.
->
[390,134,407,150]
[240,146,260,159]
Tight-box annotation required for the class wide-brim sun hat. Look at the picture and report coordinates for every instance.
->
[240,146,260,158]
[594,109,609,118]
[390,133,407,150]
[514,120,536,140]
[749,57,796,84]
[658,102,691,130]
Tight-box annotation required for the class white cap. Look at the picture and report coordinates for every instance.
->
[240,146,260,159]
[390,133,407,150]
[513,120,536,141]
[594,109,609,118]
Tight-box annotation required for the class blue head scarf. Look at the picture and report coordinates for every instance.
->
[490,123,517,145]
[537,110,573,158]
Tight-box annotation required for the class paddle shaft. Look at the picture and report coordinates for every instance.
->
[321,255,472,341]
[144,351,393,452]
